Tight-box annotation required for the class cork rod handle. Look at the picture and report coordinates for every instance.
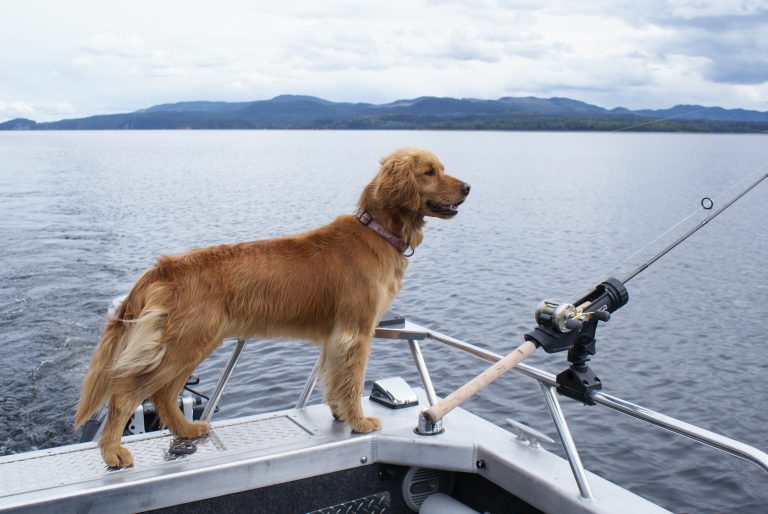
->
[422,340,538,423]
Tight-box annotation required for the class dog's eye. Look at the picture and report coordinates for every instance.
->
[425,169,436,176]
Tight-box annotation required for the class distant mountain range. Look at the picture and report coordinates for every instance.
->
[2,95,768,133]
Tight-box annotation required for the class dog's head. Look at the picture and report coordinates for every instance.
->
[366,148,470,219]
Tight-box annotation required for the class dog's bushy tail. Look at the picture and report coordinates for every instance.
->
[75,272,173,427]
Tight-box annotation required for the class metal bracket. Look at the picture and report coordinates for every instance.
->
[415,411,444,436]
[506,418,554,449]
[374,312,428,341]
[369,377,418,409]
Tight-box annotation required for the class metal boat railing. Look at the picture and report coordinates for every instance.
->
[414,324,768,473]
[203,316,768,502]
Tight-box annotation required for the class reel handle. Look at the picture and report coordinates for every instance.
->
[565,318,583,331]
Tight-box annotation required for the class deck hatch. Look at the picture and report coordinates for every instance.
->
[0,414,314,497]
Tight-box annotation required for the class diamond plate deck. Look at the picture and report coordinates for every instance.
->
[0,391,673,514]
[308,491,390,514]
[0,415,313,497]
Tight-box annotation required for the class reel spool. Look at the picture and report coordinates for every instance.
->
[535,300,578,333]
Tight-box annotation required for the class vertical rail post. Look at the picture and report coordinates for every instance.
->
[201,338,247,422]
[408,338,438,406]
[540,382,595,501]
[409,338,445,435]
[295,355,322,409]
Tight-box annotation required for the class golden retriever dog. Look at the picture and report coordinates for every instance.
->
[75,147,470,468]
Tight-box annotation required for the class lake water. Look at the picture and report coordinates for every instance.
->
[1,130,766,513]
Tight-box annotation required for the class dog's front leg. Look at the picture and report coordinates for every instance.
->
[323,328,381,433]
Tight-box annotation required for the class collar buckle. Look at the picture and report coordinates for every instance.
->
[355,209,373,226]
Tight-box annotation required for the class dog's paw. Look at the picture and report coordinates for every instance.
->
[174,421,211,439]
[102,446,134,468]
[350,416,381,434]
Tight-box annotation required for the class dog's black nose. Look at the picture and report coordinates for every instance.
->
[460,182,471,195]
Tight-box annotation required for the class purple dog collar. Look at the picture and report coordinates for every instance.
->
[354,209,414,257]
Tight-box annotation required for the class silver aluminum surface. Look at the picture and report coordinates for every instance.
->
[308,491,391,514]
[406,339,438,407]
[506,418,555,449]
[374,391,670,514]
[129,402,146,435]
[373,319,428,340]
[0,389,670,514]
[0,311,717,513]
[540,382,594,501]
[201,338,247,421]
[592,391,768,473]
[295,355,322,409]
[369,377,418,407]
[415,412,444,436]
[386,323,768,474]
[0,415,312,498]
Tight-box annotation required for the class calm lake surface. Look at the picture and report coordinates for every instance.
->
[1,130,766,513]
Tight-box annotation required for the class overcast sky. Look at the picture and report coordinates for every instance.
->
[1,0,767,121]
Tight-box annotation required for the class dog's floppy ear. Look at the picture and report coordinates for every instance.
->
[373,152,421,211]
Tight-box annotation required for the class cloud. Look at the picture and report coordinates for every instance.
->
[84,33,144,57]
[0,99,76,119]
[77,33,167,65]
[1,0,767,121]
[664,14,768,84]
[564,2,768,86]
[703,56,768,85]
[9,101,35,114]
[661,0,765,19]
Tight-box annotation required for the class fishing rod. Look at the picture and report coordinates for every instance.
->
[622,167,768,284]
[422,164,768,425]
[526,166,768,403]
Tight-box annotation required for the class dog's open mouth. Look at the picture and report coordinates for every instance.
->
[427,199,463,216]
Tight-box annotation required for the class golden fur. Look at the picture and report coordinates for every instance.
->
[75,147,469,468]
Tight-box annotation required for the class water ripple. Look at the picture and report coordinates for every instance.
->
[1,131,766,513]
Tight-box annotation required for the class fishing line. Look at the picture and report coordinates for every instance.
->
[606,200,707,277]
[603,104,755,274]
[610,106,716,132]
[606,161,768,280]
[619,161,768,284]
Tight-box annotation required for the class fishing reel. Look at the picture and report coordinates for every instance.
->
[525,278,629,404]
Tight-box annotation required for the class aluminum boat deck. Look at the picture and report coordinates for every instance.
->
[2,314,765,513]
[0,389,669,514]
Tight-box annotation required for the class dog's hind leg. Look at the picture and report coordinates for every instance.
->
[99,391,143,468]
[151,368,210,439]
[324,328,380,433]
